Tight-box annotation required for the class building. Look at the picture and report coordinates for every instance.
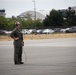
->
[17,11,45,20]
[0,9,6,17]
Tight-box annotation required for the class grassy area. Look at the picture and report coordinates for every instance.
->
[0,33,76,41]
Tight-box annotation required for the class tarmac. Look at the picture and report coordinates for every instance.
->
[0,38,76,75]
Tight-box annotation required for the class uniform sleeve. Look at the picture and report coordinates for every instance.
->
[10,28,19,39]
[10,30,15,39]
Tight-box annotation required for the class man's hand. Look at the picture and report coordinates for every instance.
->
[14,37,19,40]
[22,42,24,46]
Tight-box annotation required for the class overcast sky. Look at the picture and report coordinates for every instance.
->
[0,0,76,17]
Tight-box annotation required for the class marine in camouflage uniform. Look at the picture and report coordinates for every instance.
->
[10,22,24,65]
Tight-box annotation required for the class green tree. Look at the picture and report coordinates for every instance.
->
[6,18,16,30]
[20,19,43,29]
[0,16,8,30]
[35,19,43,29]
[65,7,76,27]
[43,9,64,28]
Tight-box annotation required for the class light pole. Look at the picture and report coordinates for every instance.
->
[32,0,36,31]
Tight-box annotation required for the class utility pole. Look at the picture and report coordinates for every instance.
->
[32,0,36,34]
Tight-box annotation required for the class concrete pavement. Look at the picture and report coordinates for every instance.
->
[0,38,76,75]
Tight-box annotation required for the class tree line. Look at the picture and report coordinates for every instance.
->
[0,7,76,30]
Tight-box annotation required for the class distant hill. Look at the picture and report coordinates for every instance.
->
[17,11,45,20]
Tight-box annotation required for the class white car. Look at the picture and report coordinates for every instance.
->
[3,30,12,35]
[28,29,37,34]
[42,29,54,34]
[36,29,42,34]
[21,29,28,34]
[60,29,66,32]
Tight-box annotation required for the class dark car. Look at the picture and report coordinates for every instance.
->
[0,30,5,35]
[54,28,61,33]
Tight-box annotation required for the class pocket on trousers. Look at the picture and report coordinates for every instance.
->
[14,41,20,48]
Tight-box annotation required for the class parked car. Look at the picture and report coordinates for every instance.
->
[66,26,76,33]
[36,29,42,34]
[21,29,28,34]
[42,29,54,34]
[28,29,37,34]
[3,30,12,35]
[0,30,5,35]
[60,29,66,33]
[54,28,61,33]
